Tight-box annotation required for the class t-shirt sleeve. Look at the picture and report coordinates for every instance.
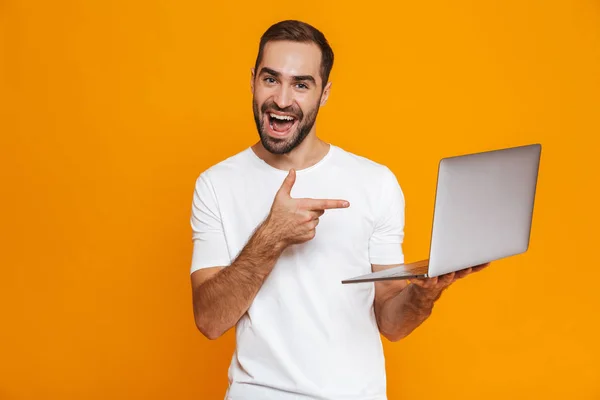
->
[368,166,406,265]
[189,172,232,274]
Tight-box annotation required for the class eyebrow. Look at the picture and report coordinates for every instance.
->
[259,67,316,85]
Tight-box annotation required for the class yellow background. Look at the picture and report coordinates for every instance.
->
[1,0,599,399]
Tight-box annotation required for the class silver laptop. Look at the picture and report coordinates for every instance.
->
[341,143,542,284]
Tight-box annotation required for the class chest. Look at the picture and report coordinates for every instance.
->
[216,172,378,262]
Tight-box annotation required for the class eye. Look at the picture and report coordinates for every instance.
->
[296,83,308,89]
[264,77,277,84]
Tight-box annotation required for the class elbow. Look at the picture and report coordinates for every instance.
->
[380,315,431,342]
[194,314,223,340]
[204,331,222,341]
[196,320,222,340]
[382,331,407,342]
[384,334,401,342]
[379,318,425,342]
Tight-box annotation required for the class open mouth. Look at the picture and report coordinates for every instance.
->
[266,112,298,137]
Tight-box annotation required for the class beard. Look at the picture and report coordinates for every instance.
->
[252,97,320,155]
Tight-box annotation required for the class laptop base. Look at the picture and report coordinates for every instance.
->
[341,259,429,284]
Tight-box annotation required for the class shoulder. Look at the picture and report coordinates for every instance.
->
[332,145,404,206]
[332,144,399,183]
[191,147,257,204]
[194,147,254,186]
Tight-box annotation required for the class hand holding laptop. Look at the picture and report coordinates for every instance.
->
[387,262,492,319]
[408,262,490,294]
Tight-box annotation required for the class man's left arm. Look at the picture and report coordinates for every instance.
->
[372,263,489,342]
[367,166,489,340]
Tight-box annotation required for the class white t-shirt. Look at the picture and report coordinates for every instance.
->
[189,144,405,400]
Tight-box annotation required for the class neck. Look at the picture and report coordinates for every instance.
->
[251,132,330,171]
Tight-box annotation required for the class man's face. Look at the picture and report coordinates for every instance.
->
[251,40,331,155]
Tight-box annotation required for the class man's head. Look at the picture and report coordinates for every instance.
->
[251,20,334,155]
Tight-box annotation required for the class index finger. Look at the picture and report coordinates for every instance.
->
[301,198,350,210]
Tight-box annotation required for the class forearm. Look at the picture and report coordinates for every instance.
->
[376,284,444,342]
[193,220,284,339]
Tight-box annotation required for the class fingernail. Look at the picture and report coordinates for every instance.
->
[343,201,349,207]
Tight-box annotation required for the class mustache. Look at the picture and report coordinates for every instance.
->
[261,101,303,120]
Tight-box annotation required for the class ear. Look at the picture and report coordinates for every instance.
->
[320,81,332,106]
[250,68,255,92]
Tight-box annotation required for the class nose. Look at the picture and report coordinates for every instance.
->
[273,85,293,109]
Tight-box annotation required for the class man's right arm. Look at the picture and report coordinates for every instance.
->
[191,220,284,340]
[190,168,350,340]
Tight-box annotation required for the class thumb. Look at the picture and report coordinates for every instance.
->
[278,168,296,197]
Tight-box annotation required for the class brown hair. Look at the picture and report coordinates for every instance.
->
[254,20,334,90]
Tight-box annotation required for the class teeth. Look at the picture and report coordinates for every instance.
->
[270,113,295,121]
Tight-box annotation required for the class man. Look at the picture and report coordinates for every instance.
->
[189,20,487,400]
